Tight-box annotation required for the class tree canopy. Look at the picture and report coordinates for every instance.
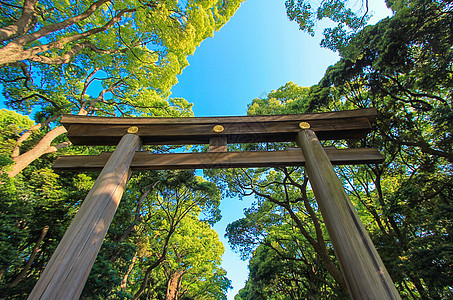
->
[285,0,372,51]
[227,0,452,298]
[0,0,245,177]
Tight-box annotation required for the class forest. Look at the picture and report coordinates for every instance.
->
[0,0,452,299]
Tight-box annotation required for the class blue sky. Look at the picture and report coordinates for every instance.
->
[171,0,391,298]
[171,0,339,117]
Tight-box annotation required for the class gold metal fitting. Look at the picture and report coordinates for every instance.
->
[213,125,225,133]
[299,122,311,129]
[127,126,139,134]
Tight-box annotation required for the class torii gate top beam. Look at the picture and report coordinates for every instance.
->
[61,108,377,146]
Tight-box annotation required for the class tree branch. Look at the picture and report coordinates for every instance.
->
[42,141,72,154]
[0,0,38,43]
[7,125,67,177]
[11,123,41,158]
[9,225,49,287]
[17,0,111,45]
[0,3,135,66]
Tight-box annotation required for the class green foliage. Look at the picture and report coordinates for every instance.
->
[292,0,452,297]
[285,0,372,51]
[0,166,89,298]
[1,0,245,119]
[0,0,245,179]
[247,82,310,115]
[0,109,34,168]
[0,166,230,298]
[72,169,229,299]
[1,0,241,298]
[207,163,349,297]
[222,2,453,297]
[237,241,342,300]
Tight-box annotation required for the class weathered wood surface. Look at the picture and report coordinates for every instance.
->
[209,136,227,152]
[53,148,384,171]
[29,134,142,300]
[296,129,400,300]
[62,108,376,145]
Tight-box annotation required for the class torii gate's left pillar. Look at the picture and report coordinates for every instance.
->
[29,133,141,300]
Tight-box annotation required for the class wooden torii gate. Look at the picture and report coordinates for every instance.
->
[29,108,401,300]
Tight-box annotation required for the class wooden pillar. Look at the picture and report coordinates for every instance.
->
[29,133,142,299]
[296,129,400,300]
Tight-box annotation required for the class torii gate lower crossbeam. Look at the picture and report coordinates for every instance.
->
[29,108,401,300]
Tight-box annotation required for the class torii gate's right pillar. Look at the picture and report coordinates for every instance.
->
[296,127,401,300]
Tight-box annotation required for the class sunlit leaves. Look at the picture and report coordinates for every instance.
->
[0,109,34,156]
[1,0,246,121]
[286,0,371,51]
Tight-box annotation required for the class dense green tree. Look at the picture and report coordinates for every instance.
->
[1,1,244,297]
[0,156,230,298]
[0,108,230,298]
[0,0,242,66]
[160,214,230,300]
[231,0,452,297]
[236,240,336,300]
[303,1,453,296]
[0,110,96,298]
[310,0,452,161]
[0,0,245,177]
[76,169,226,299]
[207,166,348,296]
[285,0,372,51]
[247,82,310,116]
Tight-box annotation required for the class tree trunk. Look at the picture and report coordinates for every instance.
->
[7,125,68,177]
[166,270,184,300]
[0,0,38,43]
[132,256,166,300]
[132,228,176,300]
[120,252,137,291]
[285,206,347,292]
[0,43,32,66]
[9,225,49,287]
[0,0,111,66]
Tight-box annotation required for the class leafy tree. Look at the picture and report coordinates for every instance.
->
[1,1,245,297]
[237,240,336,300]
[1,159,230,298]
[207,164,350,297]
[310,0,452,162]
[73,169,227,299]
[285,0,372,51]
[247,82,310,116]
[0,109,96,298]
[0,109,34,169]
[234,0,452,298]
[0,0,245,177]
[0,0,243,66]
[306,5,452,297]
[161,215,230,300]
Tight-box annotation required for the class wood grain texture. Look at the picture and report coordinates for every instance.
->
[61,108,377,125]
[62,108,376,145]
[29,134,142,300]
[296,130,400,300]
[209,136,227,152]
[53,148,385,171]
